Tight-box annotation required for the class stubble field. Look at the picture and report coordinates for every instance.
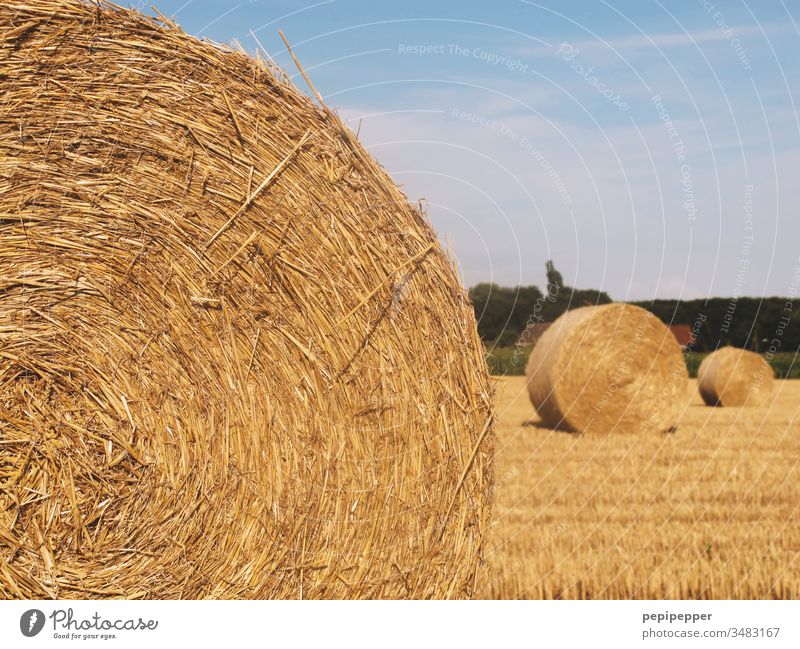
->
[478,377,800,599]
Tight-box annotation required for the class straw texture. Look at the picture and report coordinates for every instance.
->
[698,347,774,407]
[0,0,494,599]
[525,304,688,434]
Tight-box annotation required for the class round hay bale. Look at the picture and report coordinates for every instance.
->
[525,304,688,434]
[697,347,774,407]
[0,1,494,599]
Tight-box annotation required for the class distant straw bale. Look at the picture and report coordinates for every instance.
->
[698,347,774,407]
[0,0,493,599]
[525,304,688,434]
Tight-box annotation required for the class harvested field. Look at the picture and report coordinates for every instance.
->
[480,376,800,599]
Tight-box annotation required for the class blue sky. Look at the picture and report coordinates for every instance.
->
[138,0,799,300]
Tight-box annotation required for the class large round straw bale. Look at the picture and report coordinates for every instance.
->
[697,347,774,407]
[525,304,688,434]
[0,1,494,599]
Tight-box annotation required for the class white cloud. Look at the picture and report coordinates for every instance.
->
[521,22,788,57]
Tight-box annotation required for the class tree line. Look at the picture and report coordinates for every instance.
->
[469,261,800,353]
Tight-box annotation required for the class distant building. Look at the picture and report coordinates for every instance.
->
[519,321,695,350]
[517,322,551,347]
[669,324,694,350]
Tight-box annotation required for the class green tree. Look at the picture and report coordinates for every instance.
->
[468,260,611,344]
[545,259,563,298]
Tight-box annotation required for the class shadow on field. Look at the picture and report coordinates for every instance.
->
[522,418,579,435]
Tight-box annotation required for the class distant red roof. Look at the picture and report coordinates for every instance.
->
[517,321,552,346]
[669,324,693,348]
